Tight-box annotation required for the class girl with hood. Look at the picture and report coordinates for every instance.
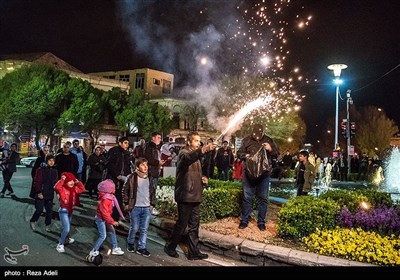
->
[54,172,85,253]
[88,179,125,258]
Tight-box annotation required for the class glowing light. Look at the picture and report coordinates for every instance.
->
[260,56,270,65]
[200,57,207,65]
[360,201,371,210]
[217,96,273,140]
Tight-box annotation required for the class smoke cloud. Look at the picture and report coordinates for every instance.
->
[116,0,242,132]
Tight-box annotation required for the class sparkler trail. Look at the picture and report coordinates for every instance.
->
[216,96,273,141]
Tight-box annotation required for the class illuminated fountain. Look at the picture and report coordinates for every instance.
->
[382,146,400,202]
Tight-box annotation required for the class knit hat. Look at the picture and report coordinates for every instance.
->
[97,179,115,193]
[62,172,76,183]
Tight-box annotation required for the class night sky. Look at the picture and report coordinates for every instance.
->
[1,0,399,143]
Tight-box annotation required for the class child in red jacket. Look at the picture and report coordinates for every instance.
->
[88,179,125,258]
[232,158,243,182]
[54,172,85,253]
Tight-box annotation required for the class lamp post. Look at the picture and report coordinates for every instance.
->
[346,90,353,174]
[327,63,347,154]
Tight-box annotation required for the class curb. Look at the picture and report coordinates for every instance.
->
[149,216,375,267]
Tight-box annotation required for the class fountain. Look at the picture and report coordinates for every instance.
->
[382,146,400,202]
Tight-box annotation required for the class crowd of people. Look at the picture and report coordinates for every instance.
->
[0,128,385,264]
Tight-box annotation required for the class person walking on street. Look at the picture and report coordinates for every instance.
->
[122,157,154,257]
[164,131,217,260]
[88,179,125,258]
[29,145,50,199]
[236,124,279,231]
[294,150,316,196]
[29,154,58,232]
[105,136,131,221]
[0,143,20,198]
[54,172,85,253]
[86,146,107,199]
[144,132,165,216]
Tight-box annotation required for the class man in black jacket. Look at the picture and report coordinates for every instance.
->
[144,132,165,216]
[164,131,216,260]
[236,124,279,231]
[0,143,20,198]
[105,136,131,220]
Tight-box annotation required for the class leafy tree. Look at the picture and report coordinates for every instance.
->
[114,89,174,138]
[57,78,107,149]
[353,106,398,158]
[0,63,71,149]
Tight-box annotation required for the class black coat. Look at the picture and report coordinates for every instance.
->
[144,141,161,178]
[87,153,107,180]
[174,147,204,203]
[33,164,58,200]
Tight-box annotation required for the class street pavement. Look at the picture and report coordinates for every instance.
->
[0,166,376,276]
[0,167,254,272]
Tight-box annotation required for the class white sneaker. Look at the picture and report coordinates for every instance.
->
[30,222,37,231]
[89,250,99,257]
[56,244,65,253]
[67,238,75,244]
[151,208,159,216]
[111,247,124,255]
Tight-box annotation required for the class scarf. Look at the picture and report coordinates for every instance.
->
[102,193,125,221]
[135,169,148,179]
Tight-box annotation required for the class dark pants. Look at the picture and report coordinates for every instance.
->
[296,183,308,196]
[240,175,270,226]
[1,169,15,194]
[217,167,230,181]
[167,202,201,257]
[86,178,101,197]
[30,199,53,226]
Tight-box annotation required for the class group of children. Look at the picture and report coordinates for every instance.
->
[30,154,153,262]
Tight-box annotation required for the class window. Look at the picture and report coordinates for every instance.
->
[119,74,130,82]
[103,75,116,79]
[135,73,145,89]
[162,79,171,94]
[153,78,160,86]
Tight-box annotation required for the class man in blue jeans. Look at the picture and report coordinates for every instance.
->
[236,124,279,231]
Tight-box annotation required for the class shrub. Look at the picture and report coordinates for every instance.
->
[277,196,340,240]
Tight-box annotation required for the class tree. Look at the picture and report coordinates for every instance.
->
[353,106,398,158]
[114,89,174,138]
[57,77,107,149]
[0,63,72,149]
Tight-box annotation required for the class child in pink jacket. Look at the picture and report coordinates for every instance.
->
[88,179,125,258]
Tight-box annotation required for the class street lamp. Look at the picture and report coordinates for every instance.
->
[327,63,347,153]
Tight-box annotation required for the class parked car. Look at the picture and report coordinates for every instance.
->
[20,157,38,168]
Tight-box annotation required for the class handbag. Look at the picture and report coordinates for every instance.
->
[245,146,270,181]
